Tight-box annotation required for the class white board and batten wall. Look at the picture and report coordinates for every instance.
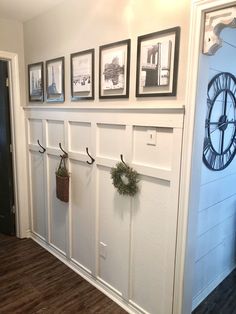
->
[23,0,191,313]
[26,108,184,314]
[192,27,236,309]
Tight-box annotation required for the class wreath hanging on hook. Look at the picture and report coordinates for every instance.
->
[110,158,139,196]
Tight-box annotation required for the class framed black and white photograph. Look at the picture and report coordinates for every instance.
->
[46,57,65,102]
[136,27,180,97]
[71,49,94,101]
[28,62,44,102]
[99,39,130,99]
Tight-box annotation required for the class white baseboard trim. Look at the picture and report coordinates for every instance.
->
[192,263,236,310]
[30,232,141,314]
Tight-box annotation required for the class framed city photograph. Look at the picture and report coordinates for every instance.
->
[136,27,180,97]
[71,49,94,101]
[28,62,44,102]
[99,39,130,99]
[46,57,65,102]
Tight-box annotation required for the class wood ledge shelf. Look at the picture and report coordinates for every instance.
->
[23,104,185,113]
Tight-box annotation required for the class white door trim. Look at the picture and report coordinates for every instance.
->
[0,51,30,238]
[175,1,236,314]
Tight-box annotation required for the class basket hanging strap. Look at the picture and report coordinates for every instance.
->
[58,154,67,171]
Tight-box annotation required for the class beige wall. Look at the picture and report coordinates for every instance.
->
[0,18,26,106]
[24,0,190,107]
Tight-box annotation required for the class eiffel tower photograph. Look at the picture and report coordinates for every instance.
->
[46,57,64,102]
[28,62,43,102]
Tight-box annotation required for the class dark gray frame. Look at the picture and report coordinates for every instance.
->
[99,39,131,99]
[70,49,95,101]
[46,56,65,103]
[136,27,180,97]
[28,62,44,102]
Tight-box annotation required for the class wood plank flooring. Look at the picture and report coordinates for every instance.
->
[0,233,127,313]
[192,268,236,314]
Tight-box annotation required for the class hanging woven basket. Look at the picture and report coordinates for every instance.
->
[56,154,69,203]
[56,174,69,202]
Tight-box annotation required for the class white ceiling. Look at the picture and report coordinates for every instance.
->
[0,0,66,22]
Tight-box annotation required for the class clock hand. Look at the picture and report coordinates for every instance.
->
[209,119,234,134]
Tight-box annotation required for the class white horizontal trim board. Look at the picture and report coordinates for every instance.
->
[30,233,140,314]
[24,108,184,128]
[24,104,185,111]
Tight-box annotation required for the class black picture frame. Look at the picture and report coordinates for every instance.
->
[136,27,180,97]
[70,49,95,101]
[46,57,65,103]
[99,39,130,99]
[28,62,44,102]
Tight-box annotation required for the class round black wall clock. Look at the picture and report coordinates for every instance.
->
[203,72,236,171]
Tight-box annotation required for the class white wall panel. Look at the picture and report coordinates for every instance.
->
[69,122,91,154]
[26,108,184,314]
[30,151,46,239]
[130,176,174,314]
[98,167,130,296]
[133,126,173,170]
[48,155,68,254]
[70,160,95,273]
[47,120,65,149]
[29,119,43,145]
[97,124,126,159]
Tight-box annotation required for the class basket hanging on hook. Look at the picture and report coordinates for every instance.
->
[56,145,69,203]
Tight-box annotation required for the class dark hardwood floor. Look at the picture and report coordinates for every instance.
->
[0,233,127,313]
[192,269,236,314]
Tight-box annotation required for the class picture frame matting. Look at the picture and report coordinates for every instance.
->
[46,56,65,103]
[136,26,180,97]
[99,39,131,99]
[28,62,44,102]
[71,48,95,101]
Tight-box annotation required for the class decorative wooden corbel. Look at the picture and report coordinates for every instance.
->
[203,6,236,55]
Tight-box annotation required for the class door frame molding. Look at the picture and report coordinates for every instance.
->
[175,1,236,313]
[0,51,29,238]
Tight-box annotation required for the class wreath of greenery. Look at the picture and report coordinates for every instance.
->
[110,162,139,196]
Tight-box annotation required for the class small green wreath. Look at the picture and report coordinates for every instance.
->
[110,162,139,196]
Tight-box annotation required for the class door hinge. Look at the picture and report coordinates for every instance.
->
[6,77,9,87]
[11,205,16,214]
[10,144,13,153]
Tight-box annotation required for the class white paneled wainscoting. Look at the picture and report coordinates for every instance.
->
[25,107,184,314]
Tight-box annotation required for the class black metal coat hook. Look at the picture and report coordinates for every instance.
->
[59,143,68,158]
[37,139,46,154]
[86,147,95,165]
[120,154,128,167]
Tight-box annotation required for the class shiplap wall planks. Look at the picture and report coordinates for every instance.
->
[26,107,184,314]
[192,28,236,310]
